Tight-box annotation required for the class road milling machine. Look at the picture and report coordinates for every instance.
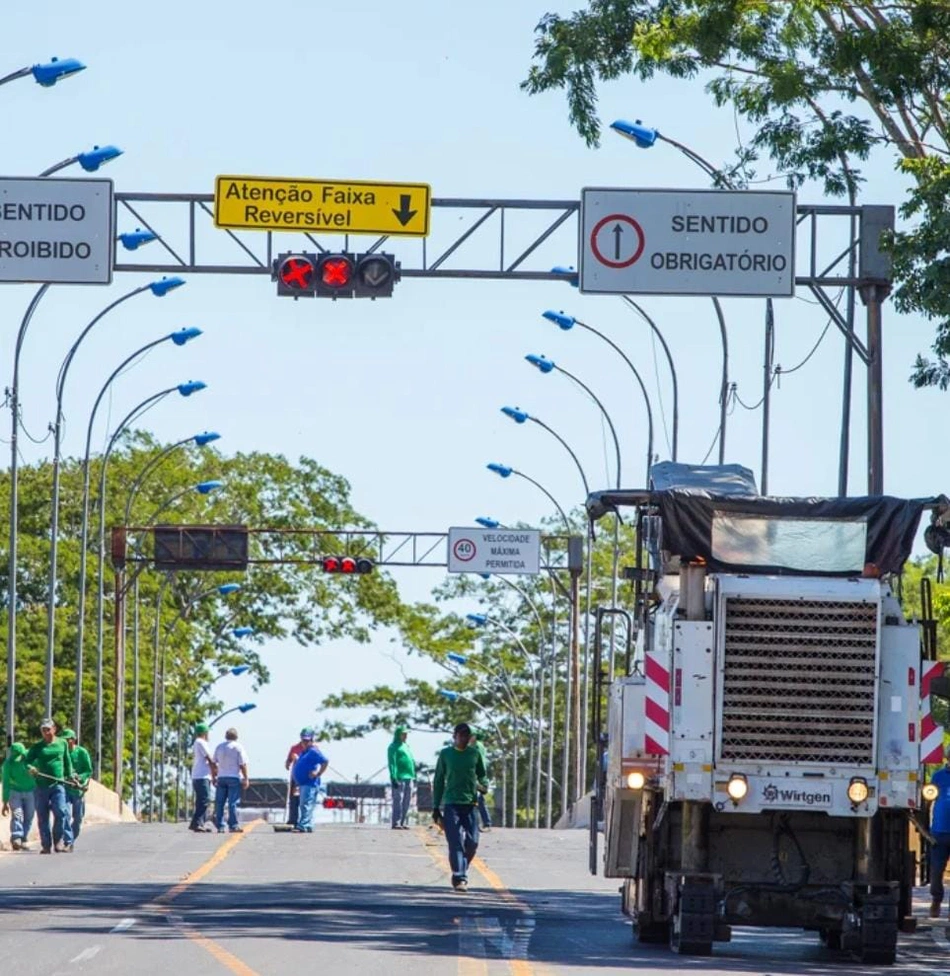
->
[587,463,950,964]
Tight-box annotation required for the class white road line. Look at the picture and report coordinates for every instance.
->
[110,918,136,933]
[69,946,101,963]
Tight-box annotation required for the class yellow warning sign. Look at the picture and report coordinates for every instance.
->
[213,175,430,237]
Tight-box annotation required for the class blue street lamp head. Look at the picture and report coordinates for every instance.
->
[550,266,579,288]
[77,145,122,172]
[466,613,488,627]
[149,276,186,297]
[217,583,241,595]
[610,118,658,149]
[230,664,251,677]
[542,309,576,330]
[118,229,158,251]
[447,652,468,666]
[171,327,202,346]
[501,405,529,424]
[238,702,257,714]
[177,380,206,397]
[479,573,491,580]
[475,517,500,529]
[194,431,221,447]
[487,463,513,479]
[31,58,85,87]
[232,626,255,638]
[526,353,555,374]
[437,689,459,703]
[196,480,223,495]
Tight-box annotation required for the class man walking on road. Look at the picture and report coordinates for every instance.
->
[2,742,36,850]
[291,732,329,833]
[25,718,74,854]
[387,725,415,829]
[432,722,489,892]
[189,722,217,832]
[212,727,249,833]
[60,730,91,845]
[928,745,950,917]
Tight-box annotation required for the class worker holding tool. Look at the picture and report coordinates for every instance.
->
[25,718,75,854]
[61,729,92,845]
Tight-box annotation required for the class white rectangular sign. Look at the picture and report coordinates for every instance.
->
[579,188,795,297]
[0,176,114,284]
[447,527,541,575]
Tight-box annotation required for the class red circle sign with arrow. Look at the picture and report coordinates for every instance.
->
[590,214,645,268]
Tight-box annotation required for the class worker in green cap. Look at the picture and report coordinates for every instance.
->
[60,729,92,845]
[189,721,217,832]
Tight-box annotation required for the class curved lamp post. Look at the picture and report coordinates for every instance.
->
[43,274,183,713]
[0,57,85,89]
[611,118,739,474]
[500,406,590,496]
[541,312,656,479]
[208,702,256,730]
[486,463,571,529]
[75,378,206,754]
[39,144,122,178]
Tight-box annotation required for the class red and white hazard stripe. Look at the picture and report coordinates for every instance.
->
[921,661,945,765]
[644,651,670,756]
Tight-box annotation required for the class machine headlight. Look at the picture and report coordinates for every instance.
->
[626,771,646,790]
[923,783,939,802]
[726,774,748,801]
[847,777,869,804]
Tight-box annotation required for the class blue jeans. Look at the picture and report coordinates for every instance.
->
[932,831,950,903]
[214,777,242,830]
[68,795,85,841]
[8,789,35,842]
[477,792,492,828]
[297,782,318,831]
[34,784,71,850]
[190,778,211,830]
[392,780,412,826]
[442,803,479,882]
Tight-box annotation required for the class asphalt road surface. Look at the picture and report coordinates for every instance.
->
[2,820,950,975]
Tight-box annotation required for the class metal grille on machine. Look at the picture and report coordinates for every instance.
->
[720,598,877,764]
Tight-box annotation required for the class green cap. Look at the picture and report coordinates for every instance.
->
[194,722,209,735]
[60,728,76,741]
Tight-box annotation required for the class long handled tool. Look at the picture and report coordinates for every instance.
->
[30,769,88,794]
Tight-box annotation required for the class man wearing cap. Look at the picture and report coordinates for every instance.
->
[432,722,489,892]
[291,732,329,833]
[387,725,416,830]
[61,729,92,845]
[24,718,74,854]
[189,722,217,832]
[284,728,314,827]
[928,745,950,917]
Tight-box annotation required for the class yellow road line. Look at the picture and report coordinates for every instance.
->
[148,820,263,976]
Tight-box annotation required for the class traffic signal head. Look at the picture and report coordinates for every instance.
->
[274,253,317,298]
[315,253,356,299]
[353,253,400,299]
[322,555,374,574]
[322,797,357,809]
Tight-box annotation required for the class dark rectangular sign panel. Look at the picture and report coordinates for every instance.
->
[153,524,249,571]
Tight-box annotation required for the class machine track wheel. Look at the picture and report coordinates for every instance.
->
[633,914,669,945]
[857,948,896,966]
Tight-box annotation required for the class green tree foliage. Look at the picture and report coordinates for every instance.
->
[0,432,414,803]
[521,1,950,386]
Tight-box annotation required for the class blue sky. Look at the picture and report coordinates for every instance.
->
[3,2,947,783]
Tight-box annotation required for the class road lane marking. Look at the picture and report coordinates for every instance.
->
[69,946,101,963]
[148,821,263,976]
[152,819,263,906]
[110,918,136,933]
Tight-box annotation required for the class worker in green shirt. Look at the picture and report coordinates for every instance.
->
[61,729,92,845]
[2,742,37,850]
[24,718,74,853]
[432,722,489,892]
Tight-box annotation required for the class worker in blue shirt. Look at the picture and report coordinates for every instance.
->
[929,747,950,918]
[291,733,329,833]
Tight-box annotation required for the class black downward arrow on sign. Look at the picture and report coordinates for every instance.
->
[612,224,624,261]
[392,194,417,226]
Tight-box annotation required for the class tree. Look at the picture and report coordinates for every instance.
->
[521,1,950,387]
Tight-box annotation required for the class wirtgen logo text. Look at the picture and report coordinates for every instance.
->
[761,784,831,806]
